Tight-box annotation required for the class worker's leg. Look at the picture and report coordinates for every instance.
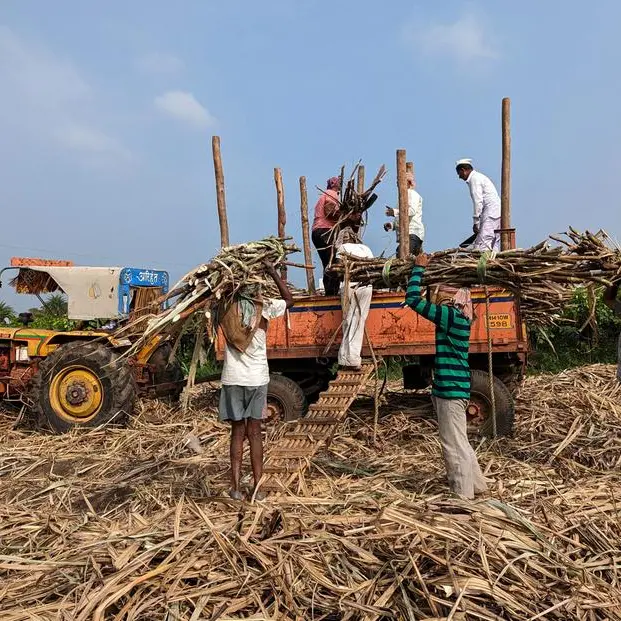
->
[475,216,501,251]
[432,396,475,499]
[409,234,423,256]
[244,385,267,499]
[229,420,246,498]
[312,228,339,295]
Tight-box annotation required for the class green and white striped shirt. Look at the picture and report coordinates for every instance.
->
[405,266,471,400]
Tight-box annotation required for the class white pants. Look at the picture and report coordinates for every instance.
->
[432,396,488,499]
[474,215,501,251]
[338,285,372,368]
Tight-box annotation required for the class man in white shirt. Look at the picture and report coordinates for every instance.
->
[218,262,293,500]
[384,172,424,256]
[455,159,501,252]
[334,228,374,370]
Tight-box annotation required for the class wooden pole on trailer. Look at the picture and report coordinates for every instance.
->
[396,149,409,258]
[274,167,287,281]
[357,165,365,194]
[299,176,315,294]
[211,136,229,247]
[501,97,513,250]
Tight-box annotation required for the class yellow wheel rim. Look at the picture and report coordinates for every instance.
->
[49,366,103,423]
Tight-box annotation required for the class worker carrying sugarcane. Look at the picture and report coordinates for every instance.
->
[217,261,294,500]
[383,171,424,256]
[455,159,501,251]
[334,227,374,370]
[312,176,363,296]
[405,253,489,499]
[604,285,621,383]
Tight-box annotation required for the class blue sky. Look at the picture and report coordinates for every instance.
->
[0,1,620,310]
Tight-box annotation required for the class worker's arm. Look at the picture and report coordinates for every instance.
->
[604,285,621,314]
[404,257,452,331]
[264,262,294,309]
[468,175,484,232]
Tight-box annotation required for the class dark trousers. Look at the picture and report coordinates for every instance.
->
[397,234,423,257]
[312,228,341,296]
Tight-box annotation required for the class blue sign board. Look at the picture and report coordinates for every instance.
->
[118,268,169,315]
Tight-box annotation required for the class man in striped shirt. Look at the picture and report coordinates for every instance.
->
[405,253,488,499]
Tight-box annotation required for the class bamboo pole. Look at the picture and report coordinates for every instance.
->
[501,97,512,250]
[299,176,315,294]
[211,136,229,248]
[396,149,409,258]
[274,167,287,280]
[357,165,365,194]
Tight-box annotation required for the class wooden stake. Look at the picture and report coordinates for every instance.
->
[274,167,287,280]
[396,149,409,258]
[357,165,365,194]
[299,176,316,294]
[501,97,512,250]
[211,136,229,247]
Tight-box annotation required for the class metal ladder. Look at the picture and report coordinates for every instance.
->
[260,362,375,492]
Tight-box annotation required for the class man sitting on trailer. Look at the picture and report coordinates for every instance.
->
[405,253,489,499]
[604,285,621,382]
[455,159,501,252]
[218,262,294,500]
[334,227,374,370]
[383,171,424,256]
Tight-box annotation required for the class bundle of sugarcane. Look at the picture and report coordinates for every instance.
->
[337,162,387,215]
[115,237,299,355]
[329,229,621,326]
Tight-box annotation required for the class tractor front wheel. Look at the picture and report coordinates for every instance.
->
[31,342,137,433]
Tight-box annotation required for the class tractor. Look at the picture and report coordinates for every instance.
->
[0,258,183,433]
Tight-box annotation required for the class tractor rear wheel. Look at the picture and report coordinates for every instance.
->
[31,342,137,433]
[467,369,515,438]
[266,374,307,422]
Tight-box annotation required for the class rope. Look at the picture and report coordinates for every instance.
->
[484,285,497,438]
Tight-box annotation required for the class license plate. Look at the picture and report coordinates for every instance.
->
[486,313,512,329]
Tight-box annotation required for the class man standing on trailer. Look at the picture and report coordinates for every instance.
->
[384,171,424,256]
[218,262,294,500]
[604,285,621,382]
[405,253,488,499]
[455,159,501,252]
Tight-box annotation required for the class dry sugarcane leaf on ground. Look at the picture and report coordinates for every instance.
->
[1,365,621,619]
[329,229,621,327]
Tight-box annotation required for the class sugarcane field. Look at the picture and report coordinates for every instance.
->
[1,4,621,620]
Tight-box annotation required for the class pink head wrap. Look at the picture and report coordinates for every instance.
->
[434,285,473,321]
[327,176,341,190]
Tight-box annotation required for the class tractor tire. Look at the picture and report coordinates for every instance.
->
[266,373,307,422]
[468,369,515,438]
[148,342,184,402]
[31,342,137,434]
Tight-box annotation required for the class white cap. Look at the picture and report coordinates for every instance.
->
[455,158,473,167]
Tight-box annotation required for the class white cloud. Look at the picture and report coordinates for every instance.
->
[154,90,215,130]
[54,123,134,162]
[0,26,133,165]
[403,14,499,64]
[135,52,185,75]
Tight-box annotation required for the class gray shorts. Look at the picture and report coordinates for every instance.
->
[219,384,268,422]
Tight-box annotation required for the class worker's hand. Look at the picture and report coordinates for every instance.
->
[383,222,392,232]
[414,253,430,268]
[262,260,278,275]
[385,207,395,217]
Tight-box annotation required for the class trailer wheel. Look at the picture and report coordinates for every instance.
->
[31,342,137,434]
[266,374,307,422]
[468,369,515,437]
[148,343,184,402]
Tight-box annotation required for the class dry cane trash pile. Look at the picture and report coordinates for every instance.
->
[0,364,620,619]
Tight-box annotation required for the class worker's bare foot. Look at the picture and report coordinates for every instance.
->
[228,489,244,501]
[339,365,361,372]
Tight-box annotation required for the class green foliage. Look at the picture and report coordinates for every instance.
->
[28,294,78,331]
[530,287,621,373]
[0,301,16,326]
